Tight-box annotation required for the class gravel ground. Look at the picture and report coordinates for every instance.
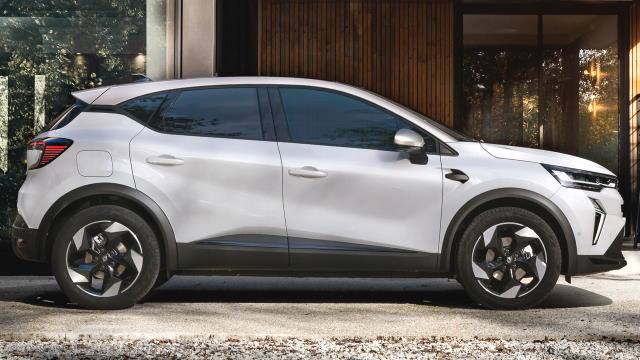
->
[1,336,639,359]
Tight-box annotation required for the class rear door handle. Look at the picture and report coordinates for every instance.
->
[146,155,184,166]
[288,166,328,179]
[445,169,469,183]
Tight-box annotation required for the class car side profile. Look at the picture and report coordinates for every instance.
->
[12,77,626,310]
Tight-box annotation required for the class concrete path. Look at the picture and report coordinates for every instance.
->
[0,274,638,341]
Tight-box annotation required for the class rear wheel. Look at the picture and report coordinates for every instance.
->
[51,205,160,310]
[456,207,561,310]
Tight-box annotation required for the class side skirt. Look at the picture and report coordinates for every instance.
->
[177,235,442,276]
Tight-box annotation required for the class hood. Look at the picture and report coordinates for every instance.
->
[480,143,614,176]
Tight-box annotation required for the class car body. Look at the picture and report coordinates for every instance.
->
[11,77,627,309]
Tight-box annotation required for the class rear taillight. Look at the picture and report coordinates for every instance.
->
[27,137,73,170]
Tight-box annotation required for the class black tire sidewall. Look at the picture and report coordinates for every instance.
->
[51,205,160,310]
[456,207,561,310]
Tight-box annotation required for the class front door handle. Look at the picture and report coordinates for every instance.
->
[445,169,469,183]
[288,166,328,179]
[146,155,184,166]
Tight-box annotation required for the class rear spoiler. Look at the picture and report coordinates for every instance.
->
[71,87,111,105]
[71,74,153,104]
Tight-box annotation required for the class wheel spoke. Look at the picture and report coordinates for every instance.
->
[512,227,540,254]
[472,260,502,280]
[101,269,122,297]
[72,227,90,251]
[102,221,129,234]
[517,255,547,280]
[67,264,93,284]
[497,279,522,299]
[481,225,503,254]
[101,222,132,250]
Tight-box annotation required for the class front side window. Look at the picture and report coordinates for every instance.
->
[149,87,263,140]
[279,87,434,152]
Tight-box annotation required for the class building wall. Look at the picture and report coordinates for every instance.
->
[630,3,640,209]
[258,0,454,126]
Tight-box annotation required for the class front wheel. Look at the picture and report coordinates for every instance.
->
[456,207,561,310]
[51,205,160,310]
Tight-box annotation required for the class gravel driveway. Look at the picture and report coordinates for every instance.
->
[1,336,639,359]
[0,274,638,358]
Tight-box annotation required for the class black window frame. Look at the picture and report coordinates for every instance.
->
[45,99,89,131]
[269,85,447,155]
[118,92,172,124]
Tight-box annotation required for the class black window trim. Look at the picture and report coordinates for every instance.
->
[88,85,277,142]
[45,99,89,131]
[270,85,455,155]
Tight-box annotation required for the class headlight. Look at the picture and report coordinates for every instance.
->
[542,164,618,192]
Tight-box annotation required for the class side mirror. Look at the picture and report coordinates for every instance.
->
[394,128,425,149]
[394,129,428,165]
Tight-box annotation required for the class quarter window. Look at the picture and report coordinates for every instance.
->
[279,88,434,151]
[149,87,263,140]
[120,93,168,123]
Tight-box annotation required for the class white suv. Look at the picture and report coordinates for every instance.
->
[12,77,626,310]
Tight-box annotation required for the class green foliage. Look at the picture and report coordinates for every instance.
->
[0,0,147,236]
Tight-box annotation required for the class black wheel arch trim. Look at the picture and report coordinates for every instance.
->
[36,183,177,273]
[439,188,577,275]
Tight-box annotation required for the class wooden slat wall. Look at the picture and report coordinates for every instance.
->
[631,3,639,209]
[259,0,454,126]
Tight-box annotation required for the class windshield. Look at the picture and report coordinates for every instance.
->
[404,107,472,141]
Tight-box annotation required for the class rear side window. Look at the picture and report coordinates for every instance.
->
[148,87,263,140]
[120,93,168,123]
[46,100,87,131]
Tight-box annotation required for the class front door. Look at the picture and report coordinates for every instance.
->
[273,87,443,273]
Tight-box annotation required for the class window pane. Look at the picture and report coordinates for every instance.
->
[280,88,417,151]
[462,15,539,147]
[121,93,168,123]
[542,15,618,174]
[160,88,262,140]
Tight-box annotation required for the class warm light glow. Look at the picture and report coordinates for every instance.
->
[133,54,146,72]
[585,60,604,85]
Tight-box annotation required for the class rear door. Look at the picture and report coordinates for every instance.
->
[128,87,288,270]
[272,87,443,273]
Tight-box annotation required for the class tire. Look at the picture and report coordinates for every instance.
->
[51,205,160,310]
[456,207,561,310]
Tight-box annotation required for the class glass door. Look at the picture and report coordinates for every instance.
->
[462,13,620,174]
[462,15,540,147]
[542,15,619,174]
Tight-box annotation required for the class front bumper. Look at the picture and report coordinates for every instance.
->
[11,214,46,263]
[571,229,626,275]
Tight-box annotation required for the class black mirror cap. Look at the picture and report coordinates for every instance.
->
[409,149,428,165]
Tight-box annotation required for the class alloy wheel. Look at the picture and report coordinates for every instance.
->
[65,221,144,297]
[471,222,548,299]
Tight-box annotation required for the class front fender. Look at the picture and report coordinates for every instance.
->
[438,188,577,275]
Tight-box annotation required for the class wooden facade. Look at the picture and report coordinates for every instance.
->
[258,0,455,126]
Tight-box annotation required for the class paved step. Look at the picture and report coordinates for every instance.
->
[609,250,640,276]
